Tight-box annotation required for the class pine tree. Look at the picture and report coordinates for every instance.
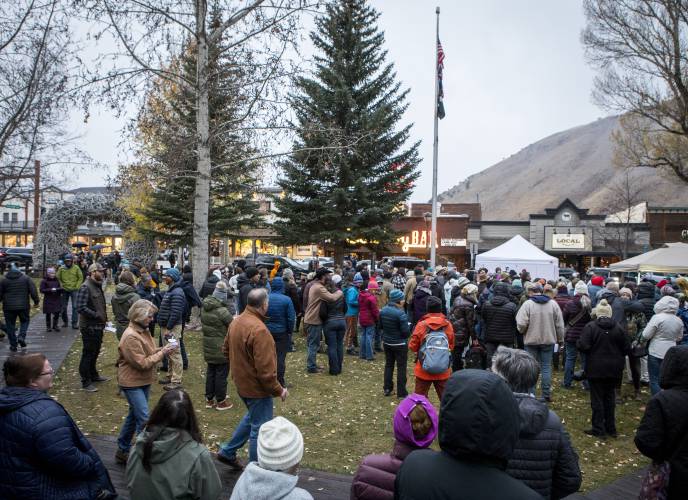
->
[274,0,420,261]
[134,7,260,247]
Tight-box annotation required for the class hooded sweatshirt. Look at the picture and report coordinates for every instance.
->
[111,282,141,337]
[506,394,581,499]
[126,428,221,500]
[394,371,541,500]
[516,294,565,345]
[642,296,684,359]
[635,345,688,499]
[230,462,312,500]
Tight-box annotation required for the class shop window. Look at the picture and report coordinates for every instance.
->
[11,213,18,222]
[2,213,8,223]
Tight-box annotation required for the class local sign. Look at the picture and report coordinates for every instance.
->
[551,233,585,249]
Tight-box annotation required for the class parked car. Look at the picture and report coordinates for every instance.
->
[389,257,429,271]
[299,256,334,270]
[247,254,309,278]
[587,267,612,278]
[0,247,33,269]
[558,267,576,279]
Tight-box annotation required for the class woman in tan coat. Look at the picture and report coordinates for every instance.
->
[115,299,178,464]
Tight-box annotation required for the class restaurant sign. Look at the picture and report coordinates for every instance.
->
[551,233,585,249]
[441,238,466,247]
[399,230,437,252]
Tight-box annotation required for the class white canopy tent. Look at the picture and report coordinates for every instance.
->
[475,235,559,281]
[609,242,688,274]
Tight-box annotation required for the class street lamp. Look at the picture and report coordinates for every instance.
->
[423,212,431,258]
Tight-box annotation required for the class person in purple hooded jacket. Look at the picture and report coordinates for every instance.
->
[40,267,63,332]
[350,394,438,499]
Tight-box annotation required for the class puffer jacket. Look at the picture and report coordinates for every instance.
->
[0,386,114,499]
[0,269,39,311]
[265,278,295,336]
[110,283,140,337]
[642,296,684,359]
[379,304,410,345]
[578,317,630,380]
[351,441,415,500]
[506,394,582,499]
[199,275,219,299]
[637,281,657,322]
[635,345,688,499]
[413,284,432,322]
[157,280,187,330]
[563,295,592,344]
[358,290,379,327]
[450,295,477,347]
[201,295,232,364]
[482,288,518,345]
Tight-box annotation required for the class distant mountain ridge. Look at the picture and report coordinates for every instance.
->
[438,115,688,220]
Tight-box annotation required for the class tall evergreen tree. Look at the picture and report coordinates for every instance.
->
[134,7,260,247]
[274,0,420,260]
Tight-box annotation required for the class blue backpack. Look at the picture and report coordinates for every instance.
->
[419,322,452,374]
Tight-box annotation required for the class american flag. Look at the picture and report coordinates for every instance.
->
[437,38,445,119]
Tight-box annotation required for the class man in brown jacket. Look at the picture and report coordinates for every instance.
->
[303,267,343,373]
[217,288,288,470]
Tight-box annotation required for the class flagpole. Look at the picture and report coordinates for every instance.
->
[430,6,440,269]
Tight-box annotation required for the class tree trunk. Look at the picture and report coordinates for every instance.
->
[192,0,210,291]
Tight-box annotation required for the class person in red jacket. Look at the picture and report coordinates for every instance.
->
[350,393,438,500]
[358,280,380,361]
[409,296,455,400]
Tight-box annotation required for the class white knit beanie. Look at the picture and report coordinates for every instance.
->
[257,416,304,471]
[574,281,588,296]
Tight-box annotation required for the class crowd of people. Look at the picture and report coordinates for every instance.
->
[1,254,688,499]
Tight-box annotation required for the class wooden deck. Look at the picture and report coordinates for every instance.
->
[89,434,353,500]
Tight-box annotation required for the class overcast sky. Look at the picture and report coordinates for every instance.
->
[66,0,605,202]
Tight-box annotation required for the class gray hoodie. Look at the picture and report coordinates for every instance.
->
[642,296,684,359]
[229,462,313,500]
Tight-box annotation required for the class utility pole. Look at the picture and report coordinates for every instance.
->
[430,6,441,268]
[33,160,40,236]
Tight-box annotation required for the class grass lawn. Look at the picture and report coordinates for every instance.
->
[50,319,650,492]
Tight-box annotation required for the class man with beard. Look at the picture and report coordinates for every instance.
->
[75,263,110,392]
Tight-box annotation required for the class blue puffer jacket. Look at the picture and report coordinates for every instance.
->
[265,277,295,336]
[380,304,410,345]
[157,280,187,330]
[0,386,114,499]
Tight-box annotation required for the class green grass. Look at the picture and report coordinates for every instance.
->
[50,316,649,492]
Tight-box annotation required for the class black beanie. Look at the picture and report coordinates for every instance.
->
[427,296,442,313]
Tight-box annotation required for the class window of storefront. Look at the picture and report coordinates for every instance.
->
[4,234,19,247]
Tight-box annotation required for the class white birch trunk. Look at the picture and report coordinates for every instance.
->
[192,0,211,291]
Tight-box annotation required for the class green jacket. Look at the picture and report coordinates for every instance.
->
[110,283,140,338]
[201,295,232,364]
[126,428,221,500]
[57,264,84,292]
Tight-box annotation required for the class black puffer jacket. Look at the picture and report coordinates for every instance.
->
[482,285,518,344]
[0,269,39,311]
[563,296,592,344]
[395,370,541,500]
[450,295,477,348]
[199,275,219,299]
[577,317,630,380]
[597,290,644,333]
[635,345,688,499]
[637,281,657,322]
[506,394,582,499]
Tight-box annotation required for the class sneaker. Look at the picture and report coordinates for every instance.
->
[163,383,182,391]
[383,389,392,397]
[217,453,244,471]
[115,449,129,465]
[216,399,233,411]
[206,399,216,409]
[92,376,110,383]
[18,339,26,348]
[307,367,325,374]
[82,384,98,392]
[158,376,172,385]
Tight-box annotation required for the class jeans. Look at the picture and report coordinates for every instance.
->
[117,385,150,453]
[61,290,79,326]
[525,344,553,398]
[79,326,103,387]
[273,334,290,385]
[3,309,29,348]
[219,396,273,462]
[324,320,346,375]
[359,325,375,360]
[205,363,229,402]
[589,378,617,435]
[384,344,408,397]
[305,324,323,371]
[648,354,663,396]
[563,341,588,388]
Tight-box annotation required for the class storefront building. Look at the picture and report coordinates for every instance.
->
[468,199,651,272]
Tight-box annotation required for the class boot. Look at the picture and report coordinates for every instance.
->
[52,316,60,332]
[45,316,52,332]
[634,389,641,401]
